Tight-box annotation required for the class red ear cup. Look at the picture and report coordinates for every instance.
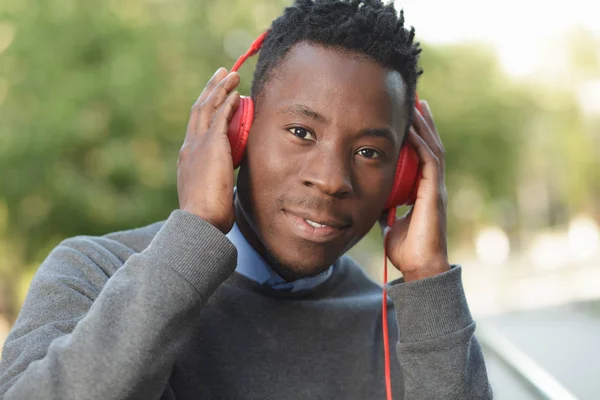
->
[227,96,254,168]
[383,143,421,208]
[383,98,424,209]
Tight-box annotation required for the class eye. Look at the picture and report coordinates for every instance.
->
[288,127,315,141]
[356,148,382,159]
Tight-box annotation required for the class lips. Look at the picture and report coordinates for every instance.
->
[283,209,350,243]
[284,209,350,229]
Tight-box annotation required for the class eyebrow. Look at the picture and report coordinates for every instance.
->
[279,104,327,123]
[360,128,396,144]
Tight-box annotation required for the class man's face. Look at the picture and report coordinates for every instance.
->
[236,42,409,279]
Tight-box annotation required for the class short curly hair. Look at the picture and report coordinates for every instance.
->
[251,0,422,122]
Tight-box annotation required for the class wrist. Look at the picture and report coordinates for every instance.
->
[402,262,450,282]
[180,207,232,234]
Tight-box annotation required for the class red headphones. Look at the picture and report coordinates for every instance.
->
[227,32,422,211]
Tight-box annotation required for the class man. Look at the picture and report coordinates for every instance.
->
[0,0,492,399]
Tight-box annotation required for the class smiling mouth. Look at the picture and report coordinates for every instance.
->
[304,219,332,229]
[283,209,350,243]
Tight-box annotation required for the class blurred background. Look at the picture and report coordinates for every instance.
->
[0,0,598,398]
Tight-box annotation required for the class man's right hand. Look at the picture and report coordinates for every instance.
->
[177,68,241,234]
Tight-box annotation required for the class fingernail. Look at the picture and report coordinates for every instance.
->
[213,67,226,77]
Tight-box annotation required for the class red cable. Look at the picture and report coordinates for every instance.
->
[382,207,396,400]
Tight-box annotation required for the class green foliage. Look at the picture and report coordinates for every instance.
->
[420,44,529,195]
[0,0,284,264]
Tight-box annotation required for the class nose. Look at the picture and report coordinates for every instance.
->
[299,146,353,197]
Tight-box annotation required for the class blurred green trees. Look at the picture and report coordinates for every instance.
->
[0,0,284,316]
[0,0,598,319]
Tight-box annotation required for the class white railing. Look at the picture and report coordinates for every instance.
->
[478,323,579,400]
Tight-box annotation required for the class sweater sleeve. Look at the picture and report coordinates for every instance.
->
[0,210,237,400]
[386,266,493,399]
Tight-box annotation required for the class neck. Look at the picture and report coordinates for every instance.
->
[233,193,304,282]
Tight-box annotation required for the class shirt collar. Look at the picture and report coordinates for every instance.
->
[226,222,334,293]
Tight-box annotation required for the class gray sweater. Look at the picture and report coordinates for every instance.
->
[0,210,492,399]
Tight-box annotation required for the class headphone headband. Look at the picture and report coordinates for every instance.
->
[231,31,268,73]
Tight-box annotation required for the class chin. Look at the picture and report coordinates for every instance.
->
[263,240,340,280]
[258,214,367,280]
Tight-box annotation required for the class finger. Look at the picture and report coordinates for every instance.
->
[420,100,445,156]
[419,100,437,133]
[198,67,229,105]
[186,68,228,140]
[407,126,441,184]
[197,72,241,134]
[413,106,443,159]
[209,90,241,137]
[413,110,445,177]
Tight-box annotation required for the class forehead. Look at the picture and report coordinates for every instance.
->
[261,42,408,133]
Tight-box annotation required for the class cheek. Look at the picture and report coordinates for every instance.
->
[356,164,396,208]
[349,164,397,234]
[244,126,292,210]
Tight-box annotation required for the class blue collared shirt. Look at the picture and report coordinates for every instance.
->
[226,222,334,292]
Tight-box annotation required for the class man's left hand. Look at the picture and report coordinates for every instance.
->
[381,100,450,282]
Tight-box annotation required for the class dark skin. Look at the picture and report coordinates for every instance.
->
[178,42,449,282]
